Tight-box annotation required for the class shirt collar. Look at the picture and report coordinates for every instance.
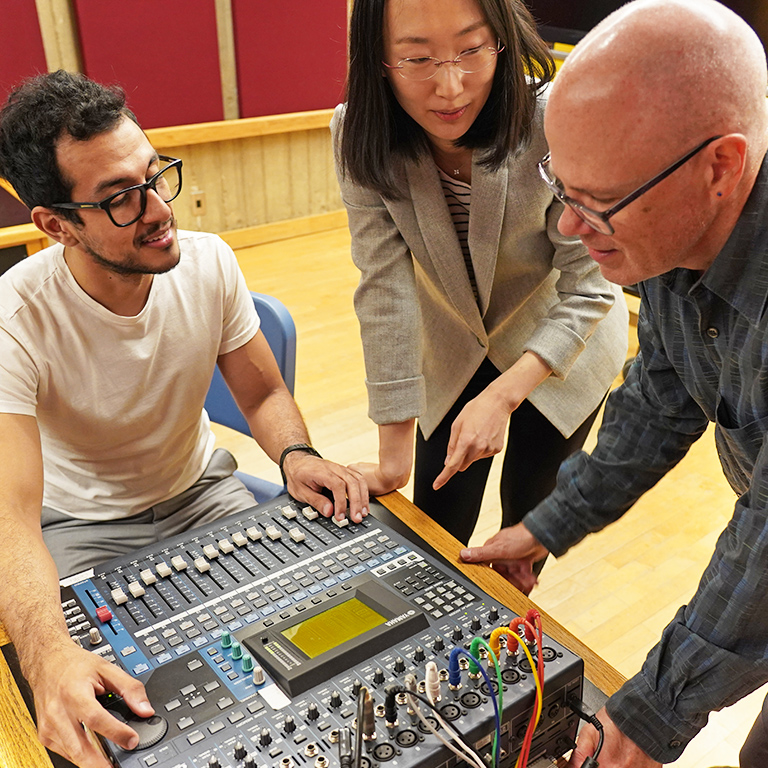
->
[698,151,768,324]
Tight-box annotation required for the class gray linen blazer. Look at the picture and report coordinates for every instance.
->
[331,99,628,439]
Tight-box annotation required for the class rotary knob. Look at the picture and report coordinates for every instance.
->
[244,757,257,768]
[433,637,445,653]
[393,657,405,674]
[452,626,464,642]
[488,606,499,622]
[259,728,272,747]
[284,715,296,733]
[470,616,482,632]
[413,646,425,663]
[307,703,319,721]
[373,668,385,685]
[352,679,362,697]
[330,690,342,708]
[208,757,221,768]
[234,742,247,760]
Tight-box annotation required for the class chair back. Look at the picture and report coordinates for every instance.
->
[205,292,297,436]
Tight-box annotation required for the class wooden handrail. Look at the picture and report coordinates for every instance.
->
[145,108,335,149]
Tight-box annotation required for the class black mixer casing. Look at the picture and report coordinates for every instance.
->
[59,496,583,768]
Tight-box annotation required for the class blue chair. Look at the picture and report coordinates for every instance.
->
[205,291,297,502]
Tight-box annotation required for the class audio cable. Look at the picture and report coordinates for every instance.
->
[567,694,604,768]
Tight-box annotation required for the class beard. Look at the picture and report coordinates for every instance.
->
[81,218,181,277]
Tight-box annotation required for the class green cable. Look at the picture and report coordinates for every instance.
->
[470,636,504,767]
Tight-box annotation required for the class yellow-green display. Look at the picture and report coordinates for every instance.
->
[281,598,387,658]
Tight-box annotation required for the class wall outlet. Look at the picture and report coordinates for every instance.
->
[191,190,206,217]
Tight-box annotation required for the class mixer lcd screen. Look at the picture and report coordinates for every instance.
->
[281,598,388,658]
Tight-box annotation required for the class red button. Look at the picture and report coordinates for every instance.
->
[96,606,113,623]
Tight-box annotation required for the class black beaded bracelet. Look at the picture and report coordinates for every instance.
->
[279,443,322,486]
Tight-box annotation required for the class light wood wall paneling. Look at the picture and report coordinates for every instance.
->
[213,0,240,121]
[34,0,82,73]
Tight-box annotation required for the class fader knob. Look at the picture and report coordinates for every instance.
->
[452,626,464,642]
[307,703,319,721]
[433,637,445,653]
[284,716,296,733]
[234,742,247,760]
[330,690,342,708]
[259,728,272,747]
[393,657,405,674]
[488,606,499,622]
[470,616,482,632]
[413,646,425,663]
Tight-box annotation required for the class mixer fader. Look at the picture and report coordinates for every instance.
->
[60,496,583,768]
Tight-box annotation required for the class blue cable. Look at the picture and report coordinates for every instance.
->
[449,647,502,768]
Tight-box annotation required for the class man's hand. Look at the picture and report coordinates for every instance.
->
[30,643,153,768]
[433,389,512,490]
[460,523,549,594]
[348,461,409,497]
[568,708,662,768]
[283,453,369,522]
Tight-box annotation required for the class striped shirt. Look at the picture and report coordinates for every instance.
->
[525,156,768,762]
[438,168,478,302]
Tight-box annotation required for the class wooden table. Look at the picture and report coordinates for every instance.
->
[0,492,625,768]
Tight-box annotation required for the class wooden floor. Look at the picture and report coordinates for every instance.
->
[219,226,761,767]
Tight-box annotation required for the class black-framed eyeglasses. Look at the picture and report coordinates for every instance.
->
[382,42,504,81]
[537,136,722,235]
[52,155,183,227]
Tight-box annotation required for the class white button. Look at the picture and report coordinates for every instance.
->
[195,557,211,573]
[232,532,248,547]
[289,528,305,542]
[218,538,234,554]
[128,582,145,598]
[246,526,262,541]
[203,544,219,559]
[171,555,188,571]
[282,506,297,520]
[140,568,157,585]
[111,588,128,605]
[155,561,172,578]
[302,506,318,521]
[332,517,349,528]
[265,525,281,540]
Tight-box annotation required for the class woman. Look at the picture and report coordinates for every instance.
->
[332,0,628,545]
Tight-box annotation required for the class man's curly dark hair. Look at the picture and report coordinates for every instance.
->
[0,70,138,222]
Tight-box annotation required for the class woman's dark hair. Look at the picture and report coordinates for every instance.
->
[0,70,137,222]
[340,0,555,198]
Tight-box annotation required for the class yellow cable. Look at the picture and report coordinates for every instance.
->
[514,638,543,768]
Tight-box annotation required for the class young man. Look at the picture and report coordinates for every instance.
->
[0,71,367,768]
[461,1,768,766]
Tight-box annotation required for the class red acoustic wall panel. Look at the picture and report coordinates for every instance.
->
[0,0,47,108]
[73,0,224,129]
[232,0,347,117]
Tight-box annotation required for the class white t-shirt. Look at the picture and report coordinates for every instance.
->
[0,230,259,521]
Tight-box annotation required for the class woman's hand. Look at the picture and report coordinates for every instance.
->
[434,351,552,490]
[350,420,416,497]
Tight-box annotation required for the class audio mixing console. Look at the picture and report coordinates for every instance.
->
[59,496,583,768]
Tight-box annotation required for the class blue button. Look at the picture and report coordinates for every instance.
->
[155,653,172,665]
[338,572,351,581]
[394,547,407,555]
[193,637,208,648]
[323,577,337,587]
[368,559,381,567]
[308,584,323,594]
[227,620,243,631]
[132,663,151,675]
[381,553,393,561]
[210,629,223,639]
[175,644,191,656]
[244,614,259,624]
[277,598,292,609]
[261,605,275,616]
[292,592,307,602]
[352,565,366,574]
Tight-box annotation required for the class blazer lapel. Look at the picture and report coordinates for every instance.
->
[406,156,485,333]
[469,156,507,316]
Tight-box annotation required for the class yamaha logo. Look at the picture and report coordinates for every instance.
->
[385,609,415,626]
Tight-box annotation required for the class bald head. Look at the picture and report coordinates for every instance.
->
[550,0,767,171]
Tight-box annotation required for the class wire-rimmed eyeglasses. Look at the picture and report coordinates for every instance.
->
[383,43,504,81]
[537,136,722,235]
[52,155,183,228]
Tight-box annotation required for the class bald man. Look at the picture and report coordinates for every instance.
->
[460,1,768,766]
